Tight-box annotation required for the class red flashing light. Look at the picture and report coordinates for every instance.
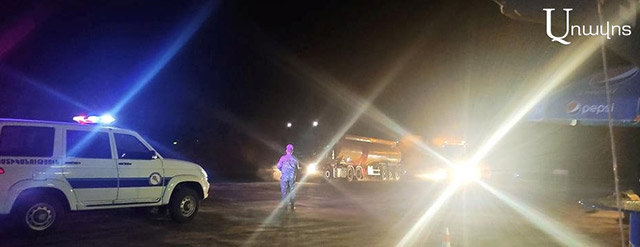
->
[73,115,88,124]
[73,115,115,124]
[0,167,4,175]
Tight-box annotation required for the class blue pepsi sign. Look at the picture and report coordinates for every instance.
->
[529,67,640,126]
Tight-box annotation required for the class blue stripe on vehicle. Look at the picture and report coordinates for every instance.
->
[67,178,118,189]
[67,177,172,189]
[118,178,153,187]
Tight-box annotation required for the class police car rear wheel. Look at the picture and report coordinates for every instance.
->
[169,186,199,223]
[15,195,63,235]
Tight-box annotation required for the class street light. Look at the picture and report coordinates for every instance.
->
[287,122,292,128]
[312,121,318,127]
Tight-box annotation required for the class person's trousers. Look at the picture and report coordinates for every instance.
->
[280,177,296,206]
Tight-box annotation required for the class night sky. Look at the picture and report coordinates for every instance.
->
[1,0,639,182]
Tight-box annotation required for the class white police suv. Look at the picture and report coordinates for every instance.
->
[0,118,210,234]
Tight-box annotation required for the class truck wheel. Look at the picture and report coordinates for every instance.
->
[13,195,64,235]
[381,166,389,181]
[355,166,364,181]
[323,166,333,180]
[168,186,200,223]
[388,167,396,182]
[347,166,355,182]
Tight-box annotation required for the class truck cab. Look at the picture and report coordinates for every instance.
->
[0,118,210,234]
[403,137,490,182]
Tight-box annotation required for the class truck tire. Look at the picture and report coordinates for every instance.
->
[323,166,333,180]
[381,166,388,181]
[347,165,355,182]
[13,195,64,235]
[355,166,364,181]
[168,186,200,223]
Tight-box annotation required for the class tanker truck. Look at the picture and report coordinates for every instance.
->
[320,135,402,181]
[400,135,491,182]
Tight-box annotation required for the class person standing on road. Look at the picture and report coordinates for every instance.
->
[277,144,300,210]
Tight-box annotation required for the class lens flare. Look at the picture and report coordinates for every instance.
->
[469,36,613,167]
[306,162,318,174]
[478,181,601,247]
[261,27,454,169]
[243,24,421,246]
[0,65,92,111]
[110,1,216,115]
[395,181,461,247]
[452,162,481,183]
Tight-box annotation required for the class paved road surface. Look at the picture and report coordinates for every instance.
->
[0,179,627,247]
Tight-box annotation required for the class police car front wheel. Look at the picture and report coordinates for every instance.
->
[169,186,200,223]
[14,195,64,235]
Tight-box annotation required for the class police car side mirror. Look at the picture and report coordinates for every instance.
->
[148,150,158,160]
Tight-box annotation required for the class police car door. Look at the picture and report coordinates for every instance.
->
[113,131,164,203]
[63,128,118,206]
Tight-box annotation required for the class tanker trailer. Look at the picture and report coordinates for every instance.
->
[321,135,402,181]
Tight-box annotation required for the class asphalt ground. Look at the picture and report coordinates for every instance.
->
[0,178,628,247]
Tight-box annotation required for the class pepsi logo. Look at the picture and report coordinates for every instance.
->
[566,101,581,115]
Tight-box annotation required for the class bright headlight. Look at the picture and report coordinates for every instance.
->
[453,163,481,183]
[306,162,318,174]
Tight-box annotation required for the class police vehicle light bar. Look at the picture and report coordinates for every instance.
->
[73,114,115,124]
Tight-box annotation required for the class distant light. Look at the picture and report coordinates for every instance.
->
[312,121,318,127]
[306,162,318,174]
[287,122,292,128]
[570,119,578,126]
[453,163,481,183]
[173,141,178,145]
[73,114,116,125]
